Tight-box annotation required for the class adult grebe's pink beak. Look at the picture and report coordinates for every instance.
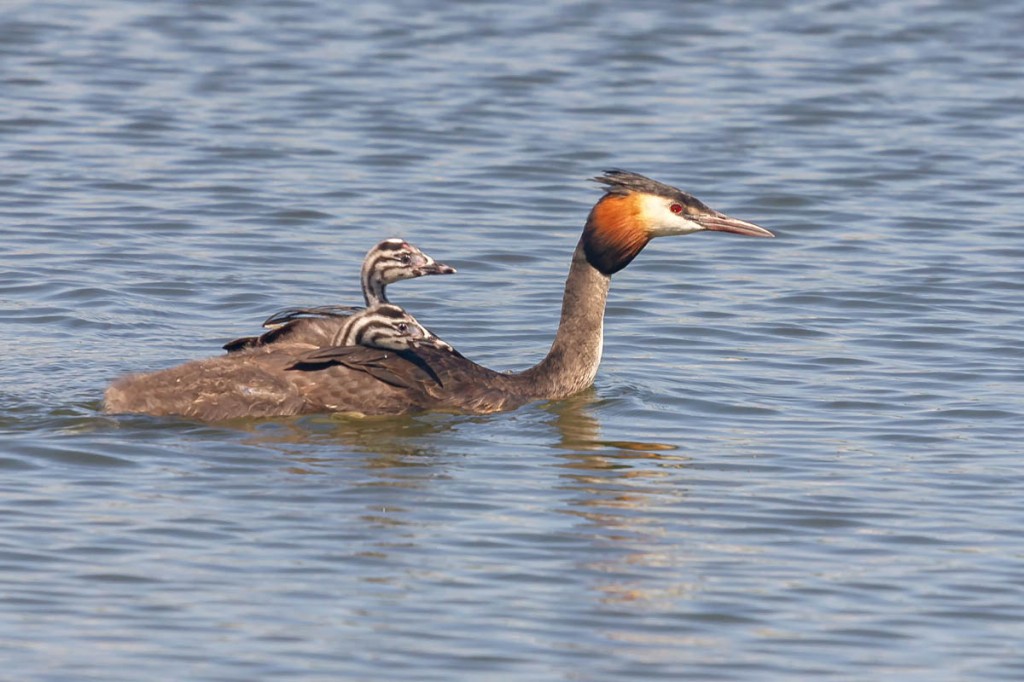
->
[699,210,774,238]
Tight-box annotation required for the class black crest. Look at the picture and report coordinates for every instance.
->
[592,169,709,210]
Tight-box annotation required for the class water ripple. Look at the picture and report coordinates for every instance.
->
[2,0,1024,680]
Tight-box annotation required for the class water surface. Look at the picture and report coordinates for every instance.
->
[2,0,1023,679]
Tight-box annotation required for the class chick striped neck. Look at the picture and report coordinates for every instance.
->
[360,241,407,305]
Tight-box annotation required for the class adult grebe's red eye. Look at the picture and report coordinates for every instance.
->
[670,203,683,214]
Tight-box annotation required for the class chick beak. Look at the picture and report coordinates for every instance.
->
[416,261,457,276]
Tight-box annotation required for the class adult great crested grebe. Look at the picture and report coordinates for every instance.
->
[223,238,455,352]
[104,170,774,421]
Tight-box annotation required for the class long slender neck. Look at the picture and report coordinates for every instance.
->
[516,239,611,399]
[361,266,387,306]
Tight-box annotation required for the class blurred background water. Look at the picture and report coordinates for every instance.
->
[1,0,1023,679]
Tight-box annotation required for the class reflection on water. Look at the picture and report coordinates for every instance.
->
[544,393,700,615]
[236,413,460,458]
[231,389,683,473]
[543,390,681,456]
[230,393,701,622]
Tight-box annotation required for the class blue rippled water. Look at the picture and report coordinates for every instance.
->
[2,0,1023,679]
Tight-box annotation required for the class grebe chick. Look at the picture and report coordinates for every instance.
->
[324,303,445,351]
[223,239,454,352]
[105,170,773,420]
[359,238,455,306]
[325,303,454,354]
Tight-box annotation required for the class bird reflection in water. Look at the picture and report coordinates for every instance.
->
[232,411,463,472]
[233,394,704,646]
[544,393,704,620]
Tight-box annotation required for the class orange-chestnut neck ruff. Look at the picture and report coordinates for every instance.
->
[582,193,653,276]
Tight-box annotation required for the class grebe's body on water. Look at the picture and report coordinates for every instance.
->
[104,171,773,421]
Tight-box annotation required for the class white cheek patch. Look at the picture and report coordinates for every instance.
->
[638,194,703,238]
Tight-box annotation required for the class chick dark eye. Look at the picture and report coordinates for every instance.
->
[397,323,408,333]
[670,203,683,215]
[399,254,412,264]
